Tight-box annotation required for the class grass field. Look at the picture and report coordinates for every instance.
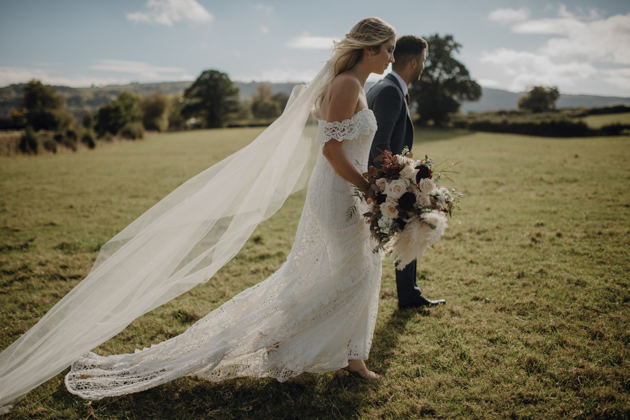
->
[581,112,630,129]
[1,126,629,419]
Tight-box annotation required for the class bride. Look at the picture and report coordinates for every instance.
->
[0,17,397,409]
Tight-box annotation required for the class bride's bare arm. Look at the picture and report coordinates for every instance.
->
[321,77,367,188]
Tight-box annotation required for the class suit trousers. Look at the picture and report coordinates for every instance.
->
[395,259,422,305]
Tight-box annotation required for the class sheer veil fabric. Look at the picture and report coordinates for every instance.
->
[64,107,382,400]
[0,56,351,412]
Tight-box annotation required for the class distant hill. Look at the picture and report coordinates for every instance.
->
[2,80,629,120]
[460,87,630,113]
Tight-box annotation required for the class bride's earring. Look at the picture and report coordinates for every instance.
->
[368,54,371,60]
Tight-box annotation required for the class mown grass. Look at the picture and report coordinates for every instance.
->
[581,112,630,129]
[1,126,629,419]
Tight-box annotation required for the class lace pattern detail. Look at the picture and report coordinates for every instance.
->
[65,108,383,400]
[316,108,377,145]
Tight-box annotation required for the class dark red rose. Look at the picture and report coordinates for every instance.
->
[415,165,432,182]
[398,192,416,211]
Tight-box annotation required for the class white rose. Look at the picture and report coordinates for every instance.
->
[399,164,416,180]
[380,201,399,219]
[419,178,436,194]
[375,178,387,191]
[386,195,398,203]
[385,178,410,199]
[416,192,431,207]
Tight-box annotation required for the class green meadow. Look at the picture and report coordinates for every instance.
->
[581,112,630,129]
[1,127,629,419]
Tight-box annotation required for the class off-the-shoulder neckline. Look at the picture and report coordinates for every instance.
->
[318,108,374,124]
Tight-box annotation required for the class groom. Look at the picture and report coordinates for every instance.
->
[367,35,446,309]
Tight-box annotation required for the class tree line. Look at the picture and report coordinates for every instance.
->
[9,33,598,155]
[4,71,292,155]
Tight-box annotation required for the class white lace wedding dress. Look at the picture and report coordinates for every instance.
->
[65,108,383,400]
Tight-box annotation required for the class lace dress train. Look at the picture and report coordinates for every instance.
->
[65,109,382,400]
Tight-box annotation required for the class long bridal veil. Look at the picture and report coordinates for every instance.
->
[0,58,337,413]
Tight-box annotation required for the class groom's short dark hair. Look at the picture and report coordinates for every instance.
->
[392,36,428,71]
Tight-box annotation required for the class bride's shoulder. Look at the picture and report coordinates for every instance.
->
[330,73,361,95]
[326,73,361,120]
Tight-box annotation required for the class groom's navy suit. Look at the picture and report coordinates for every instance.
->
[367,72,423,307]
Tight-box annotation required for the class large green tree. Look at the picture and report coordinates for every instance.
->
[21,79,74,130]
[181,70,239,128]
[409,34,482,126]
[94,91,142,137]
[518,86,560,113]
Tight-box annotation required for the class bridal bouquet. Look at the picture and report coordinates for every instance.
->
[348,147,464,269]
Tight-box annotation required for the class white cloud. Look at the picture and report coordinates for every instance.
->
[252,3,273,14]
[509,7,630,65]
[127,0,213,26]
[601,68,630,90]
[286,32,338,50]
[485,5,630,93]
[260,25,269,34]
[233,67,319,83]
[480,48,597,91]
[488,8,530,24]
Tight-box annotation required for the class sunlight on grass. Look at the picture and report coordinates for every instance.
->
[1,127,629,419]
[581,112,630,129]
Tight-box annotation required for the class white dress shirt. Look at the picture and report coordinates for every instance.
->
[390,71,408,96]
[391,71,410,114]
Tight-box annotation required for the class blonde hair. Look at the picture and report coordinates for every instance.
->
[312,17,396,119]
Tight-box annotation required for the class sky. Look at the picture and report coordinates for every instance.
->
[1,0,629,96]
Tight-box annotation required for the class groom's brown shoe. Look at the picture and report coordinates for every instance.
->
[398,295,446,309]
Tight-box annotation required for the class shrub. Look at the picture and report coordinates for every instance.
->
[120,122,144,140]
[18,126,39,154]
[168,94,186,131]
[94,91,143,137]
[43,138,57,153]
[600,123,630,136]
[53,109,76,131]
[572,105,630,118]
[82,111,93,129]
[65,129,78,142]
[454,116,595,137]
[81,130,97,149]
[53,131,77,151]
[61,137,77,151]
[141,92,169,132]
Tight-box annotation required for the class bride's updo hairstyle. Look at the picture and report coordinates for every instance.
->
[312,17,396,119]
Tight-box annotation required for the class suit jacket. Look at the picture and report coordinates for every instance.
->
[367,73,414,168]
